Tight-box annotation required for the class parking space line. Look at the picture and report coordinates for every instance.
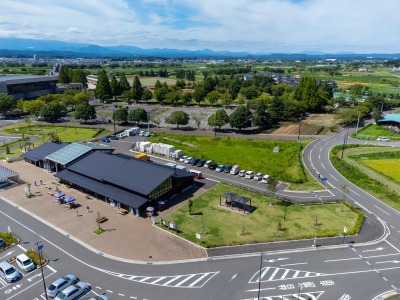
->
[17,244,27,251]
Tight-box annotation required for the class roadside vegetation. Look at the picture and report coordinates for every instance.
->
[353,124,400,140]
[330,145,400,211]
[159,183,360,248]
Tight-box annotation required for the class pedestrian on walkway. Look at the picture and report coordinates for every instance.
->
[34,180,36,186]
[86,206,90,213]
[76,209,79,217]
[40,180,43,185]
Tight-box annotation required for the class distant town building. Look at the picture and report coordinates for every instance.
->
[0,75,58,100]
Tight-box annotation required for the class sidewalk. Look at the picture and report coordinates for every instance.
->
[0,160,207,262]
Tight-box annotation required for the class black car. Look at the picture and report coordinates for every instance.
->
[0,238,5,248]
[189,158,200,166]
[223,165,232,173]
[208,162,218,170]
[196,160,206,167]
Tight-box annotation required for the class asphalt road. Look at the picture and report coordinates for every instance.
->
[1,124,400,299]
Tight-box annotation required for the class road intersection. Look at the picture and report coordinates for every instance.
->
[1,126,400,299]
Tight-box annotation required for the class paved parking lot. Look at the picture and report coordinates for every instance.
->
[0,160,207,262]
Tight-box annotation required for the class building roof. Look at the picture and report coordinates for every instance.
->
[67,151,126,181]
[55,170,148,209]
[103,156,174,196]
[67,152,174,196]
[379,114,400,124]
[21,142,69,162]
[221,192,251,205]
[45,142,112,165]
[0,75,59,85]
[0,166,18,180]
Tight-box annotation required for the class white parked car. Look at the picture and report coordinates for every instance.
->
[16,254,35,272]
[377,137,390,142]
[204,160,213,168]
[238,170,246,177]
[184,156,193,164]
[230,165,240,175]
[261,175,270,183]
[245,170,254,179]
[179,155,188,163]
[254,172,263,181]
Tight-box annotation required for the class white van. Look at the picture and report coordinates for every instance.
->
[261,174,270,183]
[245,170,254,179]
[189,169,203,179]
[230,165,240,175]
[16,254,36,272]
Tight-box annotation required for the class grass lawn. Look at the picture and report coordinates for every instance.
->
[361,159,400,183]
[2,125,107,142]
[149,134,307,183]
[160,184,358,248]
[354,124,400,140]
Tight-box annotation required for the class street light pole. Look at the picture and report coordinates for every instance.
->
[297,114,303,141]
[35,241,48,300]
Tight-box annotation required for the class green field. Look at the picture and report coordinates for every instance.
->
[160,184,358,248]
[361,159,400,183]
[127,77,177,86]
[2,125,106,142]
[149,134,307,183]
[354,124,400,140]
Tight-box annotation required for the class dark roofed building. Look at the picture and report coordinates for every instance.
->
[55,152,193,216]
[0,75,59,100]
[21,142,69,169]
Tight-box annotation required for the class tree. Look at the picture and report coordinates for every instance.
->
[128,108,148,125]
[252,100,269,128]
[166,89,183,106]
[74,103,96,123]
[208,109,229,133]
[39,102,67,122]
[241,86,259,100]
[266,176,279,206]
[23,99,45,118]
[188,199,193,215]
[131,76,143,103]
[94,69,112,102]
[118,73,131,91]
[191,112,206,128]
[165,110,189,128]
[110,75,121,99]
[229,105,252,131]
[113,107,128,123]
[220,91,233,106]
[153,82,168,103]
[0,93,15,118]
[142,89,153,101]
[96,110,112,124]
[294,76,325,111]
[372,108,383,123]
[192,86,207,105]
[269,96,285,125]
[58,65,71,84]
[206,91,221,105]
[182,92,193,105]
[24,117,32,129]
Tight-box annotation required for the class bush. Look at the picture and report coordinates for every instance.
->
[25,249,46,266]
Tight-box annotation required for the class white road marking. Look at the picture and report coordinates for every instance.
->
[106,290,113,293]
[0,251,14,260]
[118,293,125,296]
[174,274,196,287]
[245,287,276,292]
[188,273,209,287]
[95,286,102,289]
[230,274,237,281]
[130,297,137,299]
[329,174,338,181]
[162,276,183,286]
[268,268,280,281]
[320,163,325,169]
[349,189,360,196]
[373,205,390,216]
[280,262,308,266]
[375,260,400,264]
[281,269,290,279]
[362,247,384,253]
[17,244,27,251]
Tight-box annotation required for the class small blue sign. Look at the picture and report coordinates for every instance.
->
[321,177,327,181]
[38,244,44,251]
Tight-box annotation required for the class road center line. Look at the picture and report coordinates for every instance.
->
[280,262,308,266]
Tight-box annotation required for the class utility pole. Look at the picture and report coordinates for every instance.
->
[340,128,349,159]
[35,241,48,300]
[297,114,303,141]
[355,112,361,135]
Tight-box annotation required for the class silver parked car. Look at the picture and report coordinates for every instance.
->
[46,274,79,298]
[88,295,109,300]
[0,261,22,283]
[55,281,90,300]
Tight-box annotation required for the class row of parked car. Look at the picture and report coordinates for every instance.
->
[178,156,270,183]
[0,254,36,283]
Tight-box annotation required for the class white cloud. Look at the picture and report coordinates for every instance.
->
[66,27,82,33]
[0,0,399,53]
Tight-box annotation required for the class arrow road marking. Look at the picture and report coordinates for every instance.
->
[362,247,384,253]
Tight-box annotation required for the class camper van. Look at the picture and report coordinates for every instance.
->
[189,169,203,179]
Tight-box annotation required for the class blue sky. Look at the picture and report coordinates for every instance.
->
[1,0,399,53]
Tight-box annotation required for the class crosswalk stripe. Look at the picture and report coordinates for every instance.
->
[175,274,197,287]
[259,267,270,281]
[268,268,280,281]
[162,275,183,286]
[188,273,209,287]
[293,271,300,278]
[149,276,167,284]
[305,272,311,277]
[138,277,151,282]
[280,269,290,279]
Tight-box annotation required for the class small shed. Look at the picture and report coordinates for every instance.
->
[220,192,251,214]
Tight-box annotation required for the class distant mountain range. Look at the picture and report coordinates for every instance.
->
[0,38,399,60]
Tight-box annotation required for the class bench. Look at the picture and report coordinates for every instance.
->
[117,209,128,215]
[97,216,108,223]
